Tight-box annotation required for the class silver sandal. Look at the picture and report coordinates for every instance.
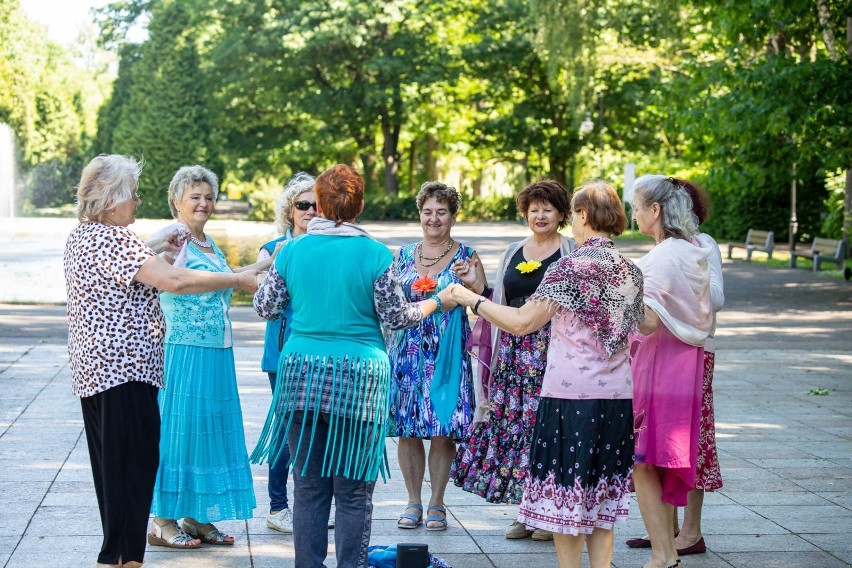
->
[147,521,201,549]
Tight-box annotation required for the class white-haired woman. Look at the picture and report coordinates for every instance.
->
[64,155,258,568]
[256,172,317,533]
[630,175,713,568]
[148,165,274,549]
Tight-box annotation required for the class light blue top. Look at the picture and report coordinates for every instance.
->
[160,239,233,348]
[259,231,291,372]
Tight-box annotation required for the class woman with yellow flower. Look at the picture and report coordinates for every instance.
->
[389,181,486,532]
[451,179,575,541]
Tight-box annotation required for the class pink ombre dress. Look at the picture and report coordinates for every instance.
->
[630,236,711,507]
[630,325,705,506]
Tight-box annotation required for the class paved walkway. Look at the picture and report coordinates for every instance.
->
[0,219,851,567]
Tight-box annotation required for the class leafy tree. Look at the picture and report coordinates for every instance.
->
[0,0,102,208]
[98,0,218,217]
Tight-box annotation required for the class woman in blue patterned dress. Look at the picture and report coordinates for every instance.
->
[389,181,487,531]
[451,180,575,541]
[148,165,273,549]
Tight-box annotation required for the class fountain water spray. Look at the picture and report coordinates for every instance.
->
[0,124,15,218]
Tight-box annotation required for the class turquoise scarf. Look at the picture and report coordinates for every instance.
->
[431,306,463,427]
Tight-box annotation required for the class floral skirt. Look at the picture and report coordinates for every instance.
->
[518,397,634,535]
[450,325,550,504]
[695,351,723,490]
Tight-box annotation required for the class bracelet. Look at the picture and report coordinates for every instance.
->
[432,295,443,314]
[472,296,486,315]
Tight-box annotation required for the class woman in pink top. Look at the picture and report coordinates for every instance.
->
[448,181,644,568]
[630,175,713,568]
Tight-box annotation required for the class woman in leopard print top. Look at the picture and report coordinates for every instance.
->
[64,154,258,568]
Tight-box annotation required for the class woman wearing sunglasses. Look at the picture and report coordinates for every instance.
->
[256,172,319,534]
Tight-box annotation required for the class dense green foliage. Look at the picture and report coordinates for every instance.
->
[2,0,850,242]
[0,0,109,210]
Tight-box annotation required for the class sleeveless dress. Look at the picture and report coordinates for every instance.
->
[388,243,475,438]
[451,247,560,503]
[151,240,256,522]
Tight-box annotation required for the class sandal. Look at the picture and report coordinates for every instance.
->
[147,520,201,549]
[426,505,447,531]
[397,503,423,529]
[182,518,235,546]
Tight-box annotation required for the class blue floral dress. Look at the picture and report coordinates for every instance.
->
[388,243,475,439]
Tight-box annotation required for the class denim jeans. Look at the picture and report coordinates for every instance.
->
[288,411,375,568]
[268,372,291,511]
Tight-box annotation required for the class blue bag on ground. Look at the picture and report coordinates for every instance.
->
[367,544,453,568]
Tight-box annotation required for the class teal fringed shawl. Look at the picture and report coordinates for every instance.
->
[251,352,392,482]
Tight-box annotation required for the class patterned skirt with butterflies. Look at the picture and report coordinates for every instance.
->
[517,397,634,535]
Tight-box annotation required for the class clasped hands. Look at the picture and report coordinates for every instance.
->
[438,282,481,310]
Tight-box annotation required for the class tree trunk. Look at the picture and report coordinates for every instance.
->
[845,17,852,257]
[408,138,417,193]
[359,152,378,192]
[382,119,400,196]
[424,134,439,181]
[816,0,839,60]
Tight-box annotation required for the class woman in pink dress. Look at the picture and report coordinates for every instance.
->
[626,181,724,558]
[630,175,713,568]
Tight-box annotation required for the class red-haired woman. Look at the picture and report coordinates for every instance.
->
[252,164,455,567]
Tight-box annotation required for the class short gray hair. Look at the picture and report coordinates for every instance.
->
[168,165,219,218]
[416,181,461,215]
[634,174,699,241]
[277,172,316,234]
[76,154,142,223]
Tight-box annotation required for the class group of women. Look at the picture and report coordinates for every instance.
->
[65,153,723,568]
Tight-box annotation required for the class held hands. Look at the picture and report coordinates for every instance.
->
[238,269,260,293]
[446,282,480,307]
[146,224,188,257]
[452,257,481,289]
[437,285,458,312]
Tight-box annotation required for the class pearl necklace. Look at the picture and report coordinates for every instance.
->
[190,234,211,248]
[417,239,454,268]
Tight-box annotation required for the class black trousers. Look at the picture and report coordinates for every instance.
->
[81,381,160,564]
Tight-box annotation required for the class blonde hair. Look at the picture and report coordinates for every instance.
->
[276,172,316,234]
[76,154,142,223]
[168,165,219,218]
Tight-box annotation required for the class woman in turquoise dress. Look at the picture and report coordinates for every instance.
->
[389,181,487,531]
[148,165,272,549]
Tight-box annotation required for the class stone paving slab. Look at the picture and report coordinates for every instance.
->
[0,219,850,567]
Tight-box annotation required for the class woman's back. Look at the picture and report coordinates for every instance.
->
[276,234,393,356]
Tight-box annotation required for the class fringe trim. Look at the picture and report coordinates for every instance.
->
[250,353,391,482]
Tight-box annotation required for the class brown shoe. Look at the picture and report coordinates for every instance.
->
[531,529,553,541]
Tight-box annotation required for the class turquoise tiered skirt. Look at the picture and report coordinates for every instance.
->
[151,344,256,522]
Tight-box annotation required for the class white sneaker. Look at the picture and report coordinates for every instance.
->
[267,508,294,534]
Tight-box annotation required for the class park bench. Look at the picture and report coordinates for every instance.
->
[727,229,775,261]
[789,237,847,271]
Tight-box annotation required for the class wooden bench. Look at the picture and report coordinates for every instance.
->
[789,237,847,271]
[727,229,775,261]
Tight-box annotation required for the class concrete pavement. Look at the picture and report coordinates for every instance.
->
[0,219,851,567]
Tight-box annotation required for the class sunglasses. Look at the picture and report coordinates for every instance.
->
[294,201,317,212]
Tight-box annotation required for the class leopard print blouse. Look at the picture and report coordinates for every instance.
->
[64,223,165,397]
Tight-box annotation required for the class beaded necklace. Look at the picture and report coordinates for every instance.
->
[417,238,454,268]
[190,234,211,248]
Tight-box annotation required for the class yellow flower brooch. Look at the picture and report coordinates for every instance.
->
[515,260,542,274]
